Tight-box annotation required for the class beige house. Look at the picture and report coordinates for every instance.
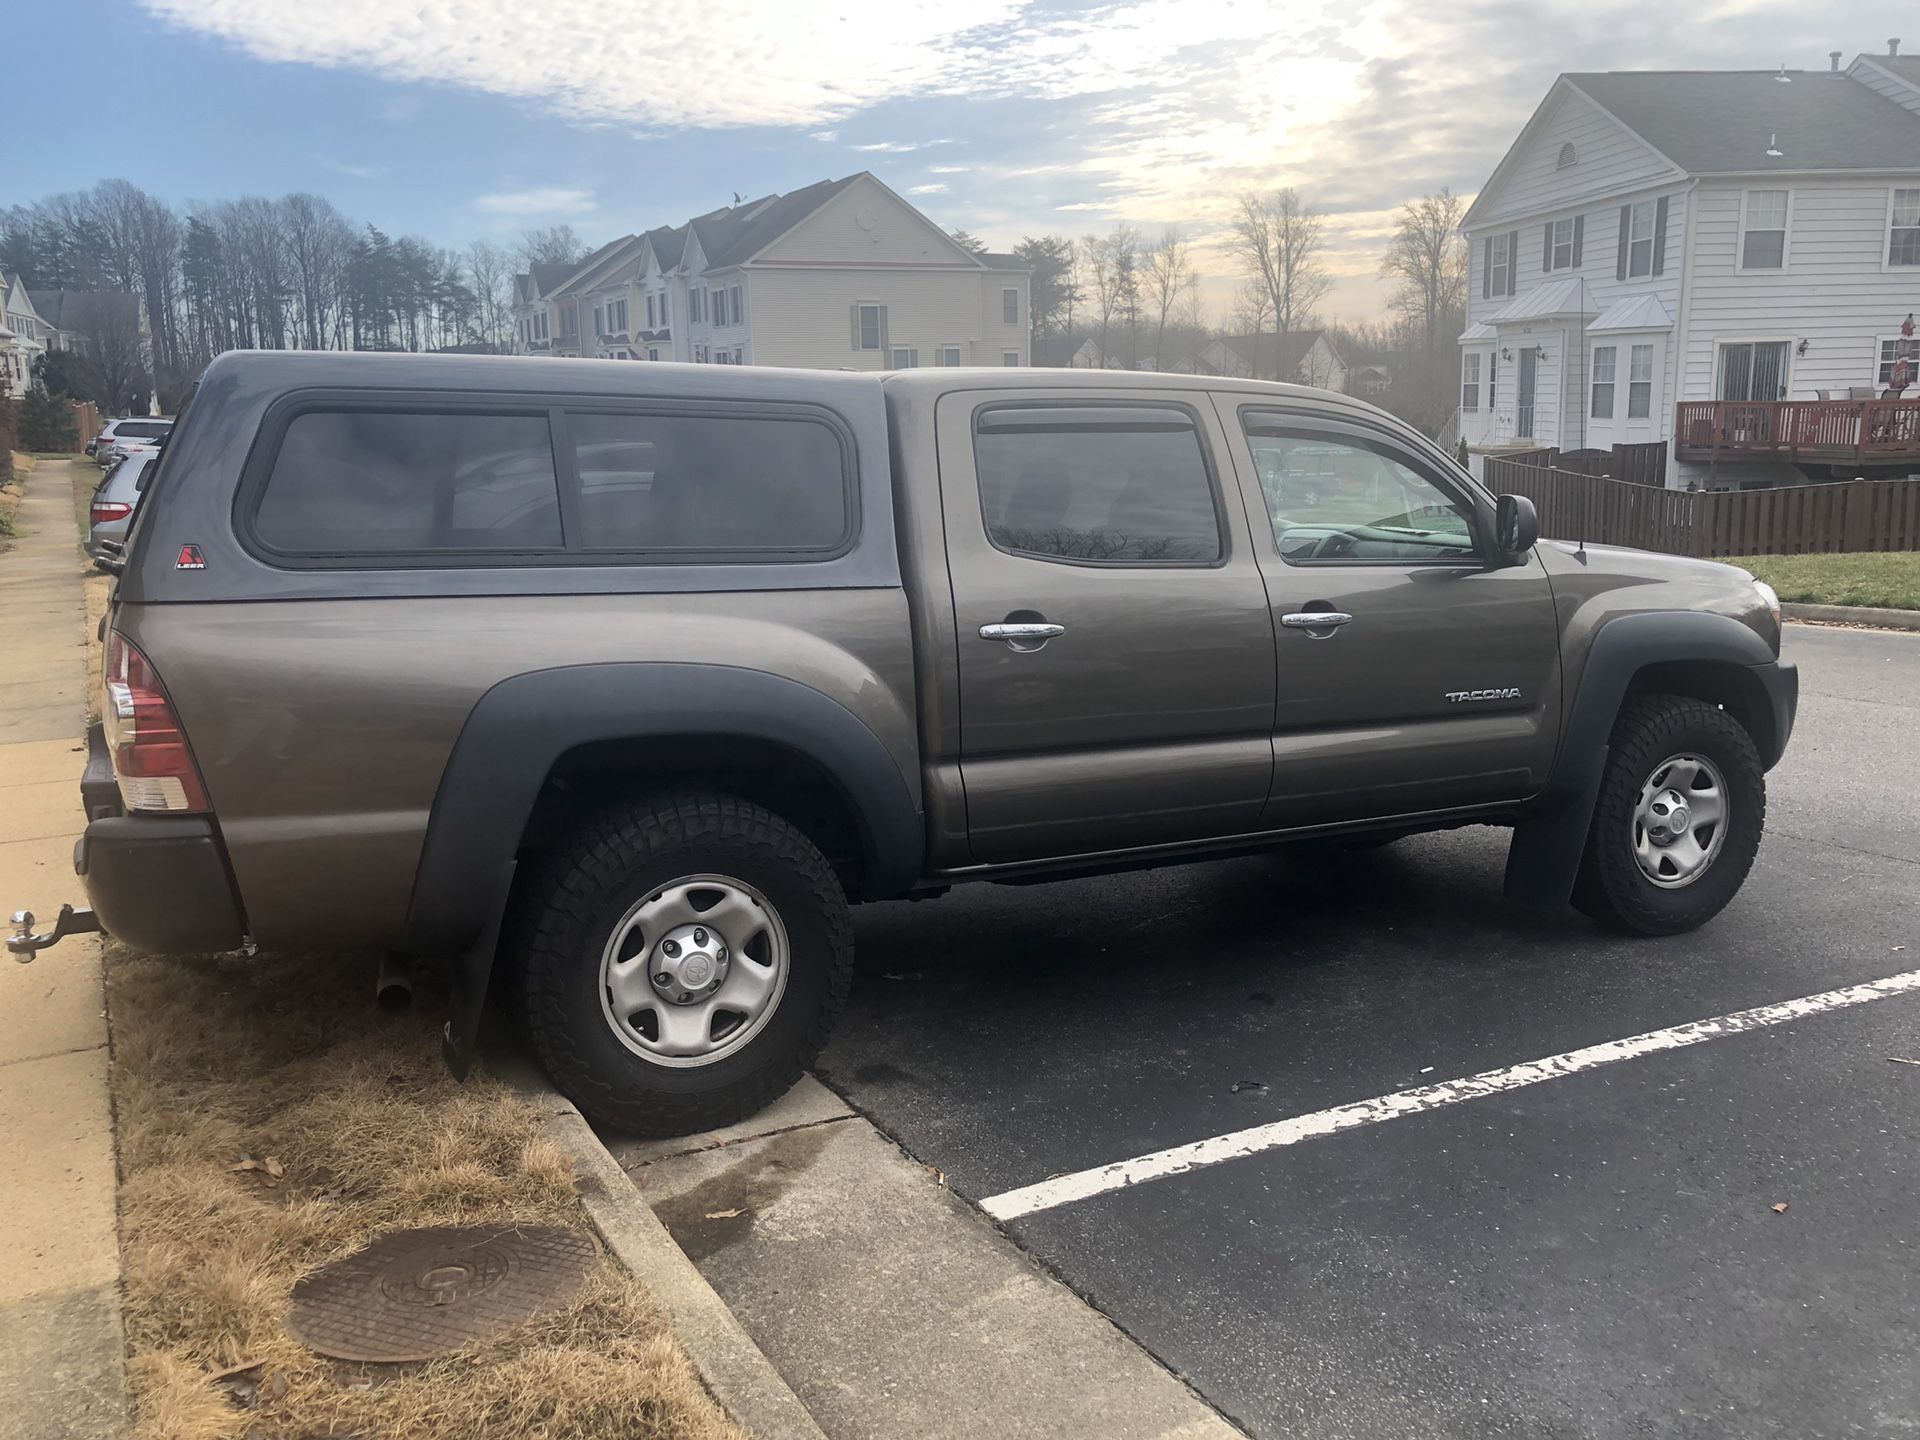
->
[512,173,1031,369]
[0,272,53,390]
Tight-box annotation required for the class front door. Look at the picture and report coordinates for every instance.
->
[936,391,1277,864]
[1217,400,1562,830]
[1517,348,1538,439]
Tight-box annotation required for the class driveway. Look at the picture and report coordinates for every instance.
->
[819,623,1920,1438]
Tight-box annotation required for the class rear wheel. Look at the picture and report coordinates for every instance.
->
[1572,694,1766,935]
[511,791,852,1136]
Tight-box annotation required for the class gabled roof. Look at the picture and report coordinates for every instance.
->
[1565,68,1920,174]
[1861,52,1920,86]
[690,175,863,269]
[1210,330,1335,374]
[526,262,577,298]
[28,289,138,333]
[547,236,639,299]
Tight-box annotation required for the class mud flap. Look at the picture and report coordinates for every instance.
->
[440,859,516,1081]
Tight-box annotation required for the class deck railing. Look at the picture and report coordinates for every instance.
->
[1675,399,1920,460]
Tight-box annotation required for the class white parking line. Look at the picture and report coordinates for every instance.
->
[980,967,1920,1223]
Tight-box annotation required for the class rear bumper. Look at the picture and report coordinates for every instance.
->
[1754,658,1798,770]
[74,725,246,954]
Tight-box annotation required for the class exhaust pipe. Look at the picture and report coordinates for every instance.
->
[376,951,415,1013]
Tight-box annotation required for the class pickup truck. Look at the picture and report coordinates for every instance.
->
[10,351,1798,1137]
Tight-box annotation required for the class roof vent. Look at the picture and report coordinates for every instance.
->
[1765,133,1784,157]
[1557,141,1577,168]
[1891,38,1902,56]
[1830,51,1842,71]
[1775,63,1791,82]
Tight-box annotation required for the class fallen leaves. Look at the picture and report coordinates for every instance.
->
[702,1208,745,1221]
[1771,1202,1789,1214]
[229,1154,285,1184]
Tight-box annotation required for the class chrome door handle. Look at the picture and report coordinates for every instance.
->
[1280,611,1353,630]
[980,621,1066,650]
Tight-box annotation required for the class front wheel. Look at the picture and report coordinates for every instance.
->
[510,792,853,1136]
[1572,694,1766,935]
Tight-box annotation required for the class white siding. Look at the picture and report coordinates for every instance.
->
[1680,178,1919,401]
[1469,88,1684,228]
[748,268,1027,370]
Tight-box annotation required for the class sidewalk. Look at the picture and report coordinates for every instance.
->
[0,460,126,1439]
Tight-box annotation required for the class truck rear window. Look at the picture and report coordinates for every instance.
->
[566,411,850,553]
[254,411,563,555]
[113,420,172,439]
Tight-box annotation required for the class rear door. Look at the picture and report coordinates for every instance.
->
[1218,401,1561,830]
[935,389,1276,863]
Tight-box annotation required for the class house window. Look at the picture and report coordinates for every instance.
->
[593,304,605,336]
[1740,190,1789,270]
[647,347,660,361]
[890,347,918,368]
[733,346,744,364]
[712,287,729,327]
[1549,217,1575,271]
[613,299,627,333]
[729,285,743,327]
[1590,345,1616,418]
[1890,188,1920,266]
[1002,287,1019,325]
[1461,352,1481,411]
[1627,344,1653,418]
[1627,200,1656,277]
[1878,336,1918,385]
[855,304,884,350]
[1557,142,1577,169]
[646,294,656,329]
[939,345,963,366]
[690,288,706,324]
[1488,232,1512,296]
[1002,350,1020,367]
[660,292,670,326]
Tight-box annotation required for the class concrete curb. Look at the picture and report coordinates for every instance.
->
[1784,602,1920,632]
[492,1049,829,1440]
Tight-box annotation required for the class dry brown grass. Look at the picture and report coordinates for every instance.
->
[109,946,744,1440]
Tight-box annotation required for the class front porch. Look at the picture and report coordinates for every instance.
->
[1675,399,1920,467]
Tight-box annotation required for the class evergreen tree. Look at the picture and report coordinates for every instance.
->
[16,385,79,452]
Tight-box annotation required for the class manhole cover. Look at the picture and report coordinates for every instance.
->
[287,1224,597,1362]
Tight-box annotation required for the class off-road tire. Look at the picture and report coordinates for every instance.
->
[510,791,853,1136]
[1572,693,1766,935]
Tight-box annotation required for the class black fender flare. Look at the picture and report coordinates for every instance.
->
[1504,611,1796,912]
[403,661,925,960]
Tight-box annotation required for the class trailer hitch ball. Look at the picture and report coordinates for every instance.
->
[8,906,103,962]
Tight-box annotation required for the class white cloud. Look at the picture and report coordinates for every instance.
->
[318,157,385,180]
[853,141,922,153]
[928,164,969,174]
[909,183,948,194]
[473,186,596,217]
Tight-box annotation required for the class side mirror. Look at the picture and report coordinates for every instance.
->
[1495,493,1538,557]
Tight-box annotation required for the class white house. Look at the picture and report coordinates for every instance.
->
[1459,46,1920,488]
[1197,331,1348,392]
[0,271,53,391]
[512,173,1031,370]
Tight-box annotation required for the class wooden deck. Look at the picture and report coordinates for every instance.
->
[1675,399,1920,464]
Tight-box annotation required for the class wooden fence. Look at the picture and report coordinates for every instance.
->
[1482,458,1920,557]
[66,401,100,452]
[1491,442,1667,487]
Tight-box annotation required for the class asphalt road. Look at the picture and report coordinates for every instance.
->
[820,623,1920,1439]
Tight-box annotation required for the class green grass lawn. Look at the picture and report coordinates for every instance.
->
[1727,552,1920,612]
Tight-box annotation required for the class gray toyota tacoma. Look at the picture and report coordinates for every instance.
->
[11,351,1797,1137]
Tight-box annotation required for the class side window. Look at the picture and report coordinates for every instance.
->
[567,410,851,554]
[1241,415,1476,565]
[254,410,562,554]
[973,404,1222,564]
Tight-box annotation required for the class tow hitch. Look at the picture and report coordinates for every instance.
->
[8,905,103,961]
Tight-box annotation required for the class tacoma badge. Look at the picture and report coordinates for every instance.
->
[1445,687,1522,703]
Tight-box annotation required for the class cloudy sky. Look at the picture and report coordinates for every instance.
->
[12,0,1904,319]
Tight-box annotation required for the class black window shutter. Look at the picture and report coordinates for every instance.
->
[1652,196,1670,275]
[1572,214,1584,267]
[1616,206,1631,281]
[1507,232,1519,294]
[1482,237,1493,299]
[1543,222,1553,271]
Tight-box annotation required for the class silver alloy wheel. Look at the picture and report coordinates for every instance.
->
[1631,752,1729,889]
[598,874,790,1068]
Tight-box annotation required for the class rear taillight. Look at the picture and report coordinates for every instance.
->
[103,631,210,813]
[91,499,133,524]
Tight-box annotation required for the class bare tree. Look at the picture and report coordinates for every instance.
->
[516,225,586,269]
[279,194,352,350]
[465,240,514,352]
[1141,226,1198,371]
[1082,232,1118,367]
[1228,189,1331,377]
[1380,189,1470,434]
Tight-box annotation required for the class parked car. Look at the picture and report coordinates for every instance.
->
[87,450,155,559]
[92,417,172,466]
[9,351,1798,1138]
